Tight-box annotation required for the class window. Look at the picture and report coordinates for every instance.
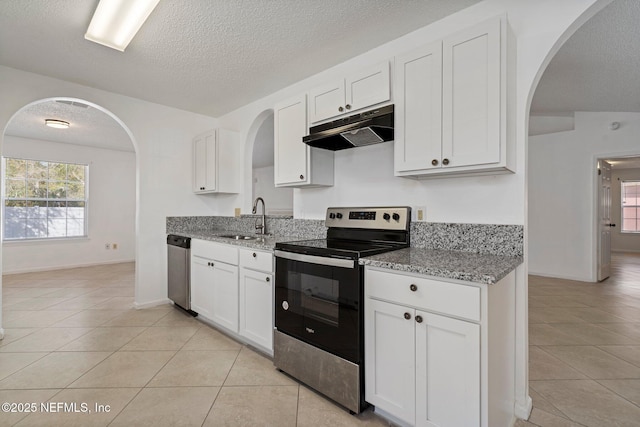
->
[3,158,88,240]
[622,180,640,233]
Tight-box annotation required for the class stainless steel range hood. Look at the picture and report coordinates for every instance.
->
[303,105,394,151]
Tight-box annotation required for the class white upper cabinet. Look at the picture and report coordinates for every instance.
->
[274,94,334,187]
[308,61,391,124]
[193,129,240,193]
[395,15,514,178]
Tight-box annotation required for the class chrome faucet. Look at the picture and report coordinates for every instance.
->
[252,197,266,235]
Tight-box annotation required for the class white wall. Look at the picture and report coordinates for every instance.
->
[612,167,640,253]
[0,65,229,310]
[529,112,640,281]
[2,136,136,273]
[252,166,293,215]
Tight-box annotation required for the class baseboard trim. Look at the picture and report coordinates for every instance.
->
[528,271,593,282]
[2,259,135,275]
[134,299,171,310]
[514,394,533,421]
[0,328,5,340]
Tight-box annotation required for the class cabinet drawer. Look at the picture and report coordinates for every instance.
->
[192,239,238,265]
[366,268,480,322]
[239,248,273,272]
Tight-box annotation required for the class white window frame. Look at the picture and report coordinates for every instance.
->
[621,180,640,234]
[2,157,89,241]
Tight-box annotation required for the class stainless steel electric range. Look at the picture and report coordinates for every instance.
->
[273,206,411,414]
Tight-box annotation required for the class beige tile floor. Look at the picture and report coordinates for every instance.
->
[2,254,639,427]
[517,252,640,427]
[0,262,391,426]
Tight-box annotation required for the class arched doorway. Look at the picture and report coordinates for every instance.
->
[1,97,137,301]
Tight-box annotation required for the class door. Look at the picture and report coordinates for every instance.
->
[308,80,345,124]
[274,252,361,363]
[394,42,443,173]
[345,61,390,114]
[274,94,309,186]
[598,160,613,281]
[190,255,215,318]
[239,268,274,351]
[364,298,416,426]
[415,311,480,427]
[211,261,239,332]
[442,16,501,169]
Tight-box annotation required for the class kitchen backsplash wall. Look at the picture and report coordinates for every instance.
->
[167,216,523,257]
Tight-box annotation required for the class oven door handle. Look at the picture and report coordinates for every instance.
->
[274,250,355,269]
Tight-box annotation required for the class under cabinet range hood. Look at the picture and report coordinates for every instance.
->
[303,105,394,151]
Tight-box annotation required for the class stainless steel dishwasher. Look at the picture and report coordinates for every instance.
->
[167,234,197,316]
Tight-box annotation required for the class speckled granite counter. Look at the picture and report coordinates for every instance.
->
[170,229,304,251]
[360,247,522,285]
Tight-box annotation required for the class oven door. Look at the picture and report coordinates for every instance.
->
[274,250,362,364]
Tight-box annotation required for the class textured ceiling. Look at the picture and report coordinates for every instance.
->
[531,0,640,115]
[5,100,134,152]
[0,0,480,118]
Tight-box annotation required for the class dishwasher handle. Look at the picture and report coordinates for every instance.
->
[167,234,191,248]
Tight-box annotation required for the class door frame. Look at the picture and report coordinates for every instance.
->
[593,151,640,281]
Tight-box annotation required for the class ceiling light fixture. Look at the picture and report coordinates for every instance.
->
[85,0,160,52]
[45,119,70,129]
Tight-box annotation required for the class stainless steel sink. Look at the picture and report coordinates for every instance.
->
[218,234,259,240]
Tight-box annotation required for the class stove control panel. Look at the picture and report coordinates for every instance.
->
[325,206,411,231]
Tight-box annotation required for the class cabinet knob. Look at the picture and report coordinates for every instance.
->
[404,312,411,320]
[415,315,423,323]
[410,284,418,292]
[266,277,270,282]
[345,104,351,110]
[299,174,304,180]
[431,159,439,166]
[442,158,450,166]
[252,252,257,258]
[338,106,344,112]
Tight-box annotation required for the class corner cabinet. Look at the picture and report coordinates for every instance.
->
[193,129,240,193]
[365,267,516,427]
[274,94,334,187]
[308,61,391,124]
[394,15,515,178]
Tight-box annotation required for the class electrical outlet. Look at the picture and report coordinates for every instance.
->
[234,208,241,217]
[112,243,118,250]
[105,243,111,250]
[416,206,426,221]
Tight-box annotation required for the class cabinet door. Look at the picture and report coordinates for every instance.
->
[274,94,309,186]
[442,17,501,169]
[415,310,480,427]
[239,268,273,352]
[346,61,390,114]
[190,256,215,319]
[308,80,345,124]
[193,130,217,192]
[211,262,239,333]
[365,298,416,425]
[394,42,443,173]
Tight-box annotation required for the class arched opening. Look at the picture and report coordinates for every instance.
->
[1,96,138,278]
[244,109,293,216]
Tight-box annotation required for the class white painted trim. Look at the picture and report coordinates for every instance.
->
[613,249,640,254]
[0,328,5,340]
[527,271,593,282]
[514,395,533,421]
[133,298,171,310]
[1,259,134,275]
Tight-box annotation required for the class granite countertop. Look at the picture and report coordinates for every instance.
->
[170,229,305,251]
[360,247,523,285]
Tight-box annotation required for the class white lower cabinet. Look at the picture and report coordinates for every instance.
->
[190,240,239,333]
[191,241,274,354]
[365,267,515,427]
[239,267,273,352]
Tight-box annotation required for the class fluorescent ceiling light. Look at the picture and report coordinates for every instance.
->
[85,0,160,52]
[45,119,70,129]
